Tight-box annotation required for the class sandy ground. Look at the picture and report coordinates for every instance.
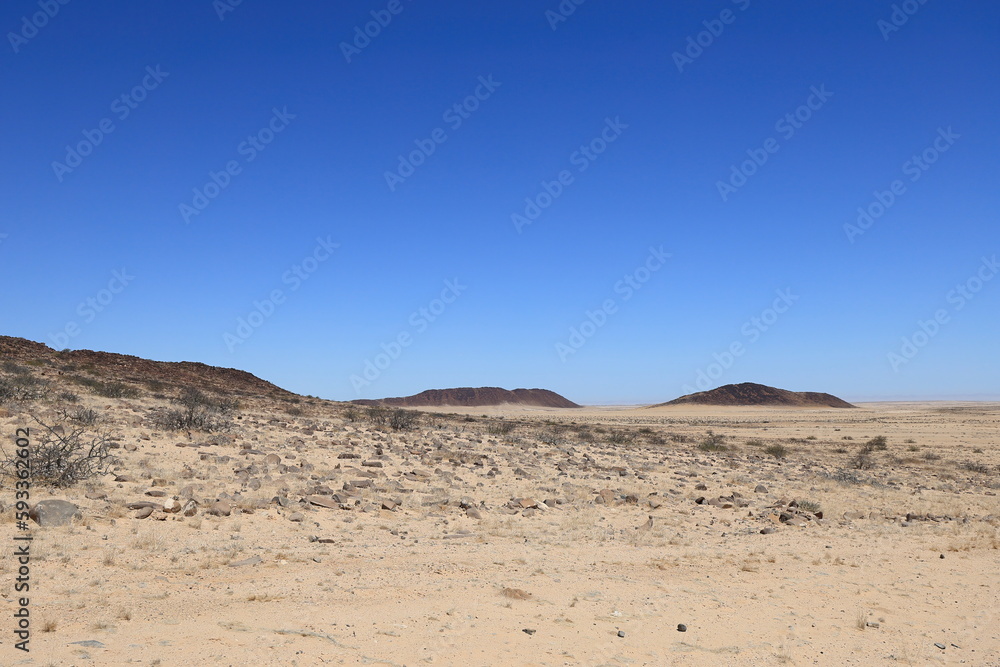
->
[1,397,998,666]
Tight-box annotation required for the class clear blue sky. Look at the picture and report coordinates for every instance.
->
[2,1,997,404]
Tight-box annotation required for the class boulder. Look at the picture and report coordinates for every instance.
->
[29,500,81,527]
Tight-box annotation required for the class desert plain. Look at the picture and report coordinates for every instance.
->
[1,358,998,666]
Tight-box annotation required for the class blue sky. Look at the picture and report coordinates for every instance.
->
[2,1,997,404]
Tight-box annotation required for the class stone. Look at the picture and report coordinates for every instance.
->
[466,507,482,520]
[144,488,167,497]
[228,556,262,567]
[288,512,304,522]
[85,491,107,500]
[28,500,81,527]
[307,495,339,510]
[843,510,865,520]
[522,628,536,635]
[127,501,162,511]
[381,500,398,511]
[362,460,383,468]
[694,483,707,491]
[760,527,776,535]
[182,500,198,517]
[754,484,768,493]
[522,508,536,518]
[677,624,687,632]
[134,507,154,519]
[208,500,232,517]
[617,630,626,638]
[162,498,182,513]
[265,454,281,465]
[124,443,138,452]
[598,489,616,505]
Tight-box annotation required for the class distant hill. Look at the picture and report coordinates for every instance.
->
[0,336,292,398]
[658,382,855,408]
[353,387,580,409]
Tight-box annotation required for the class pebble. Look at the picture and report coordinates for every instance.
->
[617,630,626,638]
[677,624,687,632]
[934,643,946,650]
[522,628,536,635]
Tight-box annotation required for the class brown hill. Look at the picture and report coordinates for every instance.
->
[658,382,854,408]
[0,335,292,398]
[354,387,580,409]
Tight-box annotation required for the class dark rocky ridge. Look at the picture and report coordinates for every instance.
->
[0,335,291,398]
[354,387,580,409]
[659,382,854,408]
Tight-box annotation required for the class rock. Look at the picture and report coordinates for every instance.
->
[307,495,339,509]
[28,500,81,527]
[208,501,232,517]
[124,443,137,452]
[85,491,107,500]
[381,500,398,511]
[265,454,281,465]
[288,512,304,522]
[70,640,106,648]
[522,628,536,635]
[182,500,198,516]
[144,488,167,497]
[843,510,865,520]
[522,508,536,518]
[466,507,483,520]
[228,555,262,567]
[162,498,182,513]
[934,643,946,650]
[617,630,626,638]
[362,460,383,468]
[598,489,616,505]
[694,497,706,505]
[694,483,708,491]
[754,484,768,493]
[677,624,687,632]
[543,498,559,508]
[126,501,162,511]
[134,507,154,519]
[760,527,776,534]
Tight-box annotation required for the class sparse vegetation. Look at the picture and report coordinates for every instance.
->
[486,421,516,436]
[850,435,888,470]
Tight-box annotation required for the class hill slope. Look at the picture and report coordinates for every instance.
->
[353,387,580,408]
[0,335,291,398]
[658,382,854,408]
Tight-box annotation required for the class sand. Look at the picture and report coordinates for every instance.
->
[2,397,998,665]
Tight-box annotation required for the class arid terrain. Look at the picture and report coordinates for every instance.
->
[1,340,998,666]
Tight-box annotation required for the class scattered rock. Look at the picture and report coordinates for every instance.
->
[133,507,154,519]
[144,488,167,498]
[760,527,776,535]
[677,624,687,632]
[466,507,483,520]
[617,630,626,638]
[208,500,233,517]
[162,498,182,514]
[522,628,536,635]
[754,484,768,493]
[288,512,304,522]
[307,495,339,510]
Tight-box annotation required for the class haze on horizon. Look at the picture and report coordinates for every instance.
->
[2,1,997,405]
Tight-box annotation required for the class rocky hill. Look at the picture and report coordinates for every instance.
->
[354,387,580,408]
[658,382,854,408]
[0,335,291,398]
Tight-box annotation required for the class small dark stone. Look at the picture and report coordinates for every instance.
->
[522,628,536,635]
[617,630,626,638]
[760,527,776,534]
[934,643,946,650]
[677,624,687,632]
[939,554,945,559]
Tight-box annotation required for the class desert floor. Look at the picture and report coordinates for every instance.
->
[2,398,998,666]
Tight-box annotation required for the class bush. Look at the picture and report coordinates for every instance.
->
[697,430,727,452]
[151,388,237,432]
[797,500,822,514]
[61,407,101,426]
[388,409,418,431]
[486,421,516,436]
[1,416,117,487]
[606,431,631,445]
[0,374,48,404]
[764,444,788,459]
[343,406,360,422]
[58,391,80,403]
[94,381,140,399]
[365,405,389,426]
